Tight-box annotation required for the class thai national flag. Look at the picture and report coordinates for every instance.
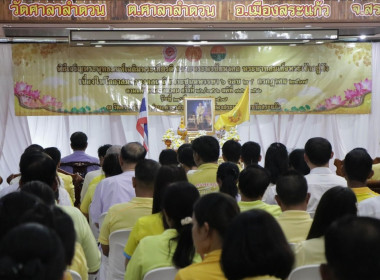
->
[136,87,149,151]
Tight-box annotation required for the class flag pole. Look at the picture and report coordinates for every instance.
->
[248,81,251,141]
[145,84,150,159]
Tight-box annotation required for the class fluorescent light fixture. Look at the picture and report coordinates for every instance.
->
[70,29,338,46]
[315,41,324,44]
[360,35,367,40]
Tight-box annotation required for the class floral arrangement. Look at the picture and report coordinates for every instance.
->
[14,82,63,110]
[315,78,371,111]
[218,126,241,147]
[162,128,176,141]
[194,130,207,138]
[171,136,185,150]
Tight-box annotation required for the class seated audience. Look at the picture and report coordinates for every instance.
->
[159,149,179,165]
[99,159,159,257]
[177,144,197,174]
[262,142,289,204]
[125,182,201,280]
[44,147,75,204]
[275,171,312,243]
[80,144,112,201]
[289,148,310,175]
[20,181,100,278]
[240,141,261,168]
[320,216,380,280]
[295,186,357,267]
[90,142,146,225]
[222,140,242,166]
[221,210,294,280]
[217,162,239,199]
[358,194,380,218]
[343,147,379,202]
[303,137,347,212]
[0,223,66,280]
[124,165,188,266]
[175,193,240,280]
[0,151,72,206]
[188,136,220,195]
[60,131,100,174]
[80,152,122,217]
[238,165,281,217]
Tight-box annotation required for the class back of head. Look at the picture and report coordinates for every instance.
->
[289,149,310,175]
[222,210,294,280]
[98,144,112,158]
[19,151,57,188]
[239,165,270,199]
[191,136,220,163]
[102,153,122,178]
[43,147,61,167]
[0,223,66,280]
[159,149,179,166]
[24,144,44,154]
[307,186,357,239]
[0,192,43,240]
[343,148,373,182]
[152,165,188,214]
[162,182,200,268]
[120,142,147,164]
[21,181,56,206]
[105,145,122,156]
[177,145,196,168]
[193,192,240,241]
[241,141,261,166]
[304,137,332,166]
[276,170,308,207]
[264,142,289,184]
[324,216,380,280]
[134,159,160,189]
[217,162,239,199]
[70,131,88,150]
[222,140,242,163]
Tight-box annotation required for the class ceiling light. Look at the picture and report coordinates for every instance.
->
[316,41,324,44]
[359,35,367,40]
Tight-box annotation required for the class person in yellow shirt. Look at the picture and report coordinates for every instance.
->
[188,136,220,195]
[343,148,379,202]
[221,140,242,168]
[124,165,188,266]
[295,186,357,268]
[99,159,159,257]
[238,165,281,217]
[175,193,240,280]
[125,182,201,280]
[275,171,313,243]
[221,210,294,280]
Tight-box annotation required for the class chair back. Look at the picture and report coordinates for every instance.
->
[288,264,321,280]
[69,270,82,280]
[107,229,131,280]
[143,267,178,280]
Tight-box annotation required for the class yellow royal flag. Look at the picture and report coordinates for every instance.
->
[215,86,250,130]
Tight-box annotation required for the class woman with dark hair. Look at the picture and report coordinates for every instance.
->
[289,149,310,175]
[0,223,66,280]
[175,192,240,280]
[262,143,289,205]
[217,162,240,200]
[221,210,294,280]
[125,182,201,280]
[264,143,289,185]
[295,186,357,267]
[124,165,188,266]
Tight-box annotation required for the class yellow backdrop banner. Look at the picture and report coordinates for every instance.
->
[12,43,371,116]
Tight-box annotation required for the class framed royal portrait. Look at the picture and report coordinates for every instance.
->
[184,97,215,134]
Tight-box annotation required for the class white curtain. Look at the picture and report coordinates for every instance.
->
[1,43,380,184]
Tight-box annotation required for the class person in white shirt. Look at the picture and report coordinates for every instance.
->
[90,142,146,226]
[303,137,347,213]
